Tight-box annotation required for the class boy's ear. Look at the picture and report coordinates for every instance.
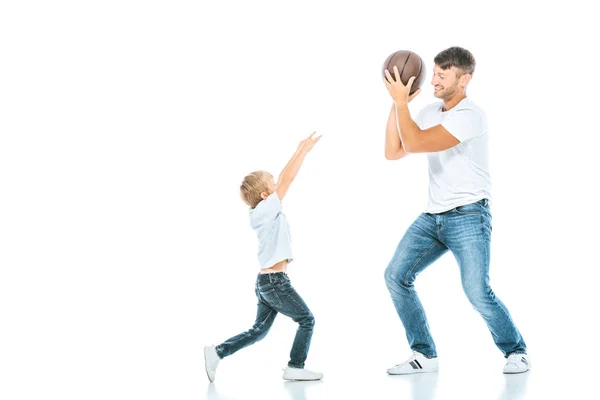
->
[260,192,268,200]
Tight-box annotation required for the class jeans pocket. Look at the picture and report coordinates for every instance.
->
[278,275,291,287]
[258,288,283,308]
[455,203,482,215]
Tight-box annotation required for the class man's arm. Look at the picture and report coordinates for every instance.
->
[384,103,408,160]
[276,132,321,200]
[394,101,459,153]
[384,69,459,153]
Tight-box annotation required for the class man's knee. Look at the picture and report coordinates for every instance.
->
[384,264,399,286]
[385,263,411,289]
[464,283,494,308]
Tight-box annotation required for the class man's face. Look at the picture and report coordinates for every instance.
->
[431,65,461,100]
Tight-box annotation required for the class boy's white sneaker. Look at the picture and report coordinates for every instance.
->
[503,353,531,374]
[204,346,221,382]
[283,366,323,381]
[387,351,439,375]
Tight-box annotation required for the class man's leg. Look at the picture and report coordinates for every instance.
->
[384,213,448,358]
[443,201,527,357]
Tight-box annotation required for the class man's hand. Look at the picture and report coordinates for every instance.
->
[384,66,421,105]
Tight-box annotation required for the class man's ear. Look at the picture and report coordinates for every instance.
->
[460,73,471,88]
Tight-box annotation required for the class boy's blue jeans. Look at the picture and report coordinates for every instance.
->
[384,199,527,358]
[215,272,314,368]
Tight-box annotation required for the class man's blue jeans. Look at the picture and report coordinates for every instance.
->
[384,199,527,358]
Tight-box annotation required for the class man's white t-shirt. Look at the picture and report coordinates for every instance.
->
[414,97,491,214]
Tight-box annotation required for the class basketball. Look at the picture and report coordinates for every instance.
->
[382,50,425,95]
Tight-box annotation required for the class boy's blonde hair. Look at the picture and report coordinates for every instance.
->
[240,170,273,208]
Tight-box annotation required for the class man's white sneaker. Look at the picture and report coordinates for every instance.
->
[204,345,221,382]
[283,366,323,381]
[503,353,530,374]
[387,351,439,375]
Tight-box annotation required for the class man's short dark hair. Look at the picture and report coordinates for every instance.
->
[434,47,476,76]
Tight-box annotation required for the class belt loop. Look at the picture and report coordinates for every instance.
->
[268,273,273,283]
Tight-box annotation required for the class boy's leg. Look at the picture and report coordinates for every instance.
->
[281,285,314,369]
[215,288,278,358]
[257,272,314,368]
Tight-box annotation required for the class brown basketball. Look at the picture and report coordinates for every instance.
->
[382,50,425,95]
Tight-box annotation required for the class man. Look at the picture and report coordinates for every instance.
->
[382,46,529,374]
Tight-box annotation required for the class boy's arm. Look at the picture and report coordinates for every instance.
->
[384,103,408,160]
[276,132,321,201]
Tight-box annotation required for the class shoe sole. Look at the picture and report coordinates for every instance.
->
[283,370,323,381]
[204,347,215,382]
[283,376,323,381]
[503,368,530,374]
[387,369,438,375]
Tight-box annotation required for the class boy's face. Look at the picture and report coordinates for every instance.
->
[260,175,275,200]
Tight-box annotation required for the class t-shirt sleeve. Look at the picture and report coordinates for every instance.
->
[249,192,282,226]
[441,108,485,143]
[414,108,425,129]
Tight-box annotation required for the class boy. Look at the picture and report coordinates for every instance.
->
[204,132,323,382]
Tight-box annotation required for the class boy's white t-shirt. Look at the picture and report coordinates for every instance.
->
[249,192,293,270]
[415,97,492,214]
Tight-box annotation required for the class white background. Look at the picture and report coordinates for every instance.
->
[1,1,598,399]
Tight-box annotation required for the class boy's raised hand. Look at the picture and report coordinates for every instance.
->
[297,131,322,153]
[277,132,322,201]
